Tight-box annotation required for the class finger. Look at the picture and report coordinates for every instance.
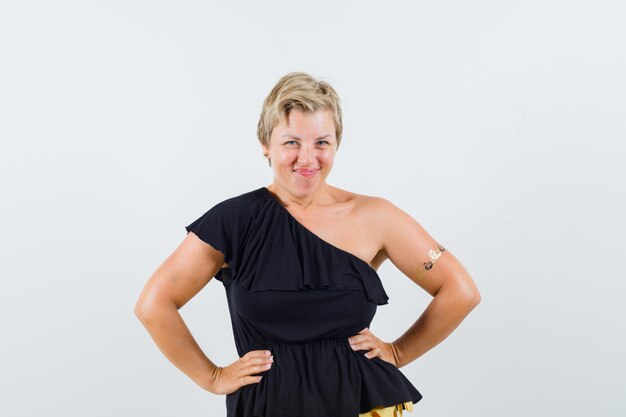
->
[350,338,374,351]
[240,351,272,366]
[232,362,272,386]
[241,356,273,372]
[348,334,370,346]
[238,375,264,388]
[247,362,273,374]
[242,355,274,366]
[364,346,382,359]
[349,333,376,347]
[243,350,272,360]
[358,327,370,334]
[234,358,271,379]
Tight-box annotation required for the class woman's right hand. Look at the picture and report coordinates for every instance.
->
[208,350,273,395]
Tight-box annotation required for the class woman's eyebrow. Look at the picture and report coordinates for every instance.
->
[281,134,333,140]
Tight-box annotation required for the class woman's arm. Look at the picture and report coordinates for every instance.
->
[135,232,273,394]
[376,198,481,368]
[134,232,225,391]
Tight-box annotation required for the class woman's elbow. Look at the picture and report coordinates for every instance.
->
[446,274,481,309]
[463,279,481,309]
[134,298,152,323]
[468,288,481,308]
[134,292,170,324]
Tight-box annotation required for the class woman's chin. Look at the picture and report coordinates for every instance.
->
[291,174,324,193]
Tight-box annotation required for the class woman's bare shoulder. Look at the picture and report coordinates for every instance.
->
[331,187,398,217]
[328,186,406,235]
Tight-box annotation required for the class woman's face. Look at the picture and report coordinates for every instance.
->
[263,109,337,197]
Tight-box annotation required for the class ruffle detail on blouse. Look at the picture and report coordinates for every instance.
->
[227,190,390,306]
[225,338,421,417]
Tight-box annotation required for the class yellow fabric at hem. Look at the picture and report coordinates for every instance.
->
[359,401,414,417]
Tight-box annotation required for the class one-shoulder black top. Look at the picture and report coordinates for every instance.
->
[185,187,422,417]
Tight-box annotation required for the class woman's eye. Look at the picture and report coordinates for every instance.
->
[285,140,298,145]
[317,140,329,146]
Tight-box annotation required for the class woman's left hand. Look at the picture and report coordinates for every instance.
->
[347,327,398,367]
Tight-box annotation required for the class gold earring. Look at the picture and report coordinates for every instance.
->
[263,152,271,167]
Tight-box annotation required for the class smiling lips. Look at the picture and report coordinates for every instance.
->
[294,168,319,178]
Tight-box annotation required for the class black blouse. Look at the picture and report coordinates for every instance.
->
[185,187,422,417]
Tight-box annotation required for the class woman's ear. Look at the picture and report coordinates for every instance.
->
[261,145,271,167]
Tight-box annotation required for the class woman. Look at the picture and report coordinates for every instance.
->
[134,72,481,417]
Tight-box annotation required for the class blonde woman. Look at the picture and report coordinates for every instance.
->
[134,72,481,416]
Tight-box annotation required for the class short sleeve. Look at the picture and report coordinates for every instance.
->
[185,197,249,276]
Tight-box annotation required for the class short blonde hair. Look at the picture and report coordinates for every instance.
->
[257,72,343,150]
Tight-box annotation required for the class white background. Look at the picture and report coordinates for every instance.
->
[1,1,625,416]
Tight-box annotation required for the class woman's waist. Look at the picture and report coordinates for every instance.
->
[241,336,354,358]
[229,337,421,415]
[239,335,403,377]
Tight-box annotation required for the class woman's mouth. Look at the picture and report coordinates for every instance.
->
[294,168,318,178]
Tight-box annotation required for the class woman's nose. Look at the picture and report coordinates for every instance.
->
[297,146,314,163]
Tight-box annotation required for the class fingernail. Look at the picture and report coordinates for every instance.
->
[265,351,271,355]
[269,356,274,362]
[350,344,356,350]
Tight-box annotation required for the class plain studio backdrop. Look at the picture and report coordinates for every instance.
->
[1,1,624,416]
